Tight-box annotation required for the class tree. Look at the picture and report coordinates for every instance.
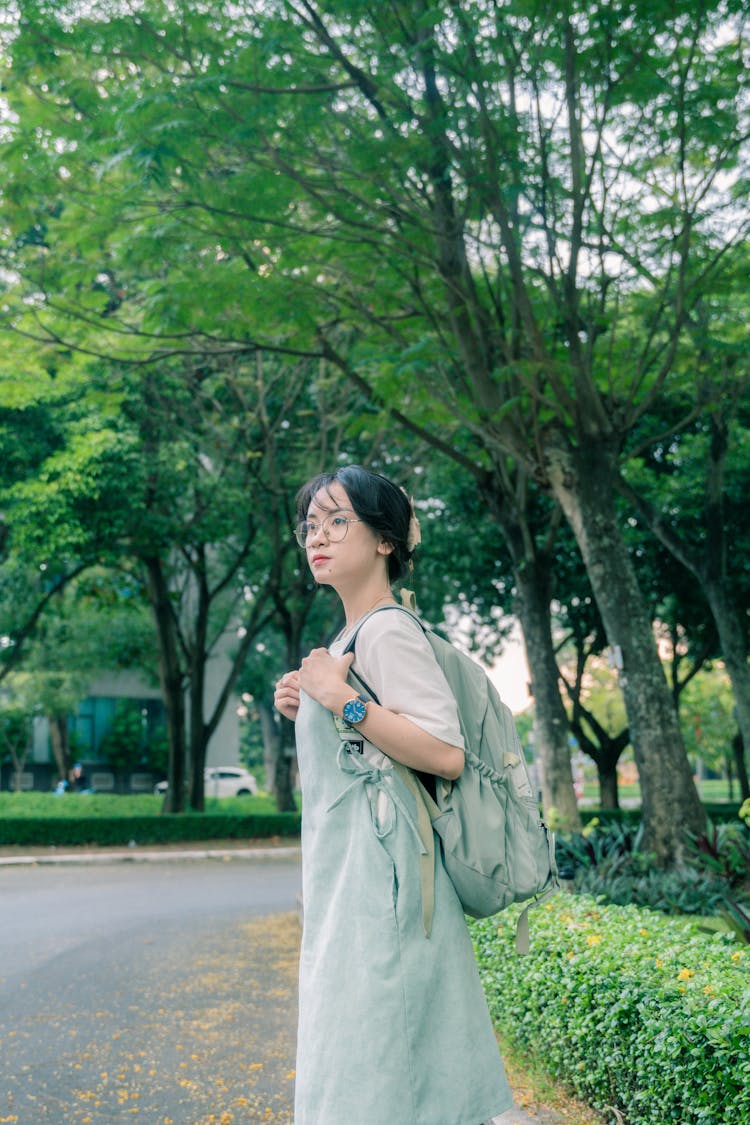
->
[1,567,158,781]
[0,700,32,792]
[242,0,743,857]
[552,485,728,808]
[412,449,581,824]
[4,356,316,810]
[2,0,578,825]
[98,700,161,791]
[5,0,749,857]
[551,542,631,811]
[679,666,739,789]
[240,0,747,859]
[0,357,91,682]
[618,331,750,801]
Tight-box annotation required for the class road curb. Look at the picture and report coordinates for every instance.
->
[0,845,302,867]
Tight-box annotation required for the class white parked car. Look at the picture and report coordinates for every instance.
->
[154,766,258,798]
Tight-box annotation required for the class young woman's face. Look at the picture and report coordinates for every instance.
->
[303,482,389,590]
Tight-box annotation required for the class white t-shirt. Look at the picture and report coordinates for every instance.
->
[330,608,464,767]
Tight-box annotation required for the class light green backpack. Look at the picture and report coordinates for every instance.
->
[344,606,558,952]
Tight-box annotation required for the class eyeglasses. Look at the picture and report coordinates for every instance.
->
[293,514,362,548]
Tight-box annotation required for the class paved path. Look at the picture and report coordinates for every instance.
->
[0,848,578,1124]
[0,856,302,1124]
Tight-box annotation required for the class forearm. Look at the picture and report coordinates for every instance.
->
[327,684,464,780]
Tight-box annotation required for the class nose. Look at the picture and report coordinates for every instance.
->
[307,521,329,547]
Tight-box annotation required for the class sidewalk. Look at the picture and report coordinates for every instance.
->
[0,839,302,866]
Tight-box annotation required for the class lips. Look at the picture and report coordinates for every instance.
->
[310,554,330,565]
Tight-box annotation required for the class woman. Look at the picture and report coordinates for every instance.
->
[274,465,513,1125]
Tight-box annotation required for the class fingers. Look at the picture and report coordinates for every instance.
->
[298,648,330,683]
[277,670,300,689]
[274,669,300,721]
[299,649,351,674]
[276,650,353,717]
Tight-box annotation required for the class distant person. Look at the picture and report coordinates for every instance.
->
[70,763,90,793]
[274,465,513,1125]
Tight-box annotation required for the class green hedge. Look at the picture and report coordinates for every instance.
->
[0,792,284,817]
[472,895,749,1125]
[0,813,301,847]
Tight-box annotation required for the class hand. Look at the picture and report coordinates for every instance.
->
[274,670,301,721]
[299,648,354,713]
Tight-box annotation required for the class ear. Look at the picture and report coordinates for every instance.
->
[377,539,394,556]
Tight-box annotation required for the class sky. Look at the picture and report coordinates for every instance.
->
[484,620,531,715]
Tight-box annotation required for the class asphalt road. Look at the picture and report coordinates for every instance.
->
[0,857,302,1125]
[0,855,574,1125]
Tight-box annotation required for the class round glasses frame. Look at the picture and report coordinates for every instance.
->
[294,515,362,548]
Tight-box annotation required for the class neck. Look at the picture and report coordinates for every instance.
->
[343,587,396,629]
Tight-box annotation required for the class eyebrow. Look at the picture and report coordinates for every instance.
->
[305,505,350,519]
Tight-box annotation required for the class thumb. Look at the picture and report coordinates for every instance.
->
[339,651,355,673]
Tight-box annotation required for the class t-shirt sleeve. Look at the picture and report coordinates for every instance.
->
[352,611,464,749]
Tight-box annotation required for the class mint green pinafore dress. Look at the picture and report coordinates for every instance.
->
[294,611,513,1125]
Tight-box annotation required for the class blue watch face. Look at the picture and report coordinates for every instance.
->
[342,696,367,724]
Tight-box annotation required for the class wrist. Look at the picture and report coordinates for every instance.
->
[327,685,356,717]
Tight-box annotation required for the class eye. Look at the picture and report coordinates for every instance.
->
[303,520,319,535]
[330,516,348,529]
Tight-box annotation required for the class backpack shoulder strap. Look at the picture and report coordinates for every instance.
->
[342,603,424,657]
[342,604,426,699]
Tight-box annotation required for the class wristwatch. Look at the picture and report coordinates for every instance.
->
[342,694,368,725]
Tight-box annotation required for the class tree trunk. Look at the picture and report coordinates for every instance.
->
[187,643,208,819]
[545,438,705,863]
[514,563,581,829]
[259,701,297,812]
[10,736,31,793]
[48,713,71,783]
[565,668,628,811]
[481,476,581,829]
[275,715,298,813]
[258,700,280,793]
[143,556,187,813]
[568,708,625,810]
[597,759,620,810]
[703,577,750,803]
[188,562,211,813]
[188,703,207,813]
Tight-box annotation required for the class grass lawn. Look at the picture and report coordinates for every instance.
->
[496,1029,608,1125]
[582,777,738,804]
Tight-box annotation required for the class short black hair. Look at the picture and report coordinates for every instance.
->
[296,464,414,583]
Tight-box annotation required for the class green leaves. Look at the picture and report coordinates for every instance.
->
[1,0,747,825]
[473,894,750,1124]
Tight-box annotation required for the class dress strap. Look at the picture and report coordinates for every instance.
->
[326,743,436,937]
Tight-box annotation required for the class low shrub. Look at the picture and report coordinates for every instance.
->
[556,817,644,870]
[688,818,750,894]
[702,801,746,823]
[0,792,301,847]
[0,812,301,846]
[578,808,642,827]
[472,895,750,1125]
[556,817,750,930]
[687,819,750,943]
